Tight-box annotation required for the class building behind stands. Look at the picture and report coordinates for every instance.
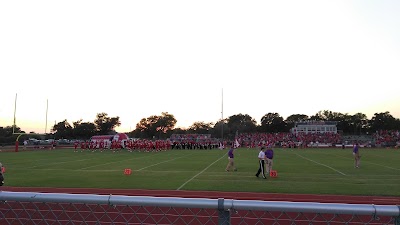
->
[291,121,338,134]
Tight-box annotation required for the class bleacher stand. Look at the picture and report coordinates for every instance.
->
[169,134,219,149]
[373,130,400,147]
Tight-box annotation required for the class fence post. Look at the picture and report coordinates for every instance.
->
[218,198,230,225]
[395,206,400,225]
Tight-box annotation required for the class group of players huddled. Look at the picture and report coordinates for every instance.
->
[73,139,224,152]
[73,133,224,152]
[73,139,172,152]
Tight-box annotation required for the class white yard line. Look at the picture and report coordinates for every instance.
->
[321,152,400,171]
[176,153,227,190]
[293,152,347,176]
[135,154,193,171]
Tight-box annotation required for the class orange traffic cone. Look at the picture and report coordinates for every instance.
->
[124,168,132,175]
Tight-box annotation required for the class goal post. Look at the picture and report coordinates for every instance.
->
[11,93,51,152]
[13,132,25,152]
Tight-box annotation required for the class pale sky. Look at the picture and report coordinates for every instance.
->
[1,0,400,134]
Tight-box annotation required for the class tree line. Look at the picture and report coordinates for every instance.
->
[1,110,400,144]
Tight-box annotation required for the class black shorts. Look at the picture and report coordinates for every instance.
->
[0,173,4,186]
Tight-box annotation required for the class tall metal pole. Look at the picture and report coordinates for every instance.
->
[45,99,48,134]
[221,88,224,140]
[13,93,17,134]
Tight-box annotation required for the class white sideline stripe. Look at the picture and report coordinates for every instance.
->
[176,153,227,190]
[195,179,400,185]
[135,154,194,171]
[10,168,400,177]
[8,168,400,182]
[77,155,153,170]
[294,152,347,176]
[8,175,400,185]
[26,158,92,169]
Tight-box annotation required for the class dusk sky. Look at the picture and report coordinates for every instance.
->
[1,0,399,134]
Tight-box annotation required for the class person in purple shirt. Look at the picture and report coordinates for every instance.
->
[225,145,237,172]
[265,146,274,175]
[353,143,361,168]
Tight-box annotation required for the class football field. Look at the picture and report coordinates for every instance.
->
[1,148,399,196]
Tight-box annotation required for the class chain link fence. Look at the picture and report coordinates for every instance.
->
[1,191,399,225]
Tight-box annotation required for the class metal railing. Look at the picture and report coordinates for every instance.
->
[1,191,399,225]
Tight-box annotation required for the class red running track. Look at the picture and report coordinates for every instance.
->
[2,186,400,205]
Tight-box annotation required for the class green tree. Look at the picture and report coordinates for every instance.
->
[260,113,287,132]
[309,112,325,121]
[155,112,177,135]
[227,114,257,138]
[0,126,24,145]
[52,120,73,139]
[0,126,21,137]
[312,110,344,121]
[94,113,121,135]
[188,121,214,134]
[369,111,398,132]
[211,119,229,139]
[73,120,96,139]
[135,112,177,139]
[310,110,354,133]
[350,113,368,135]
[170,127,188,136]
[285,114,309,130]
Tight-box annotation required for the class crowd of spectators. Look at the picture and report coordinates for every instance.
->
[45,130,400,152]
[236,132,342,148]
[74,139,172,152]
[373,130,400,147]
[169,134,220,149]
[109,131,398,150]
[170,134,211,141]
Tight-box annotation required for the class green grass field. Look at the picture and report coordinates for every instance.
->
[1,148,399,196]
